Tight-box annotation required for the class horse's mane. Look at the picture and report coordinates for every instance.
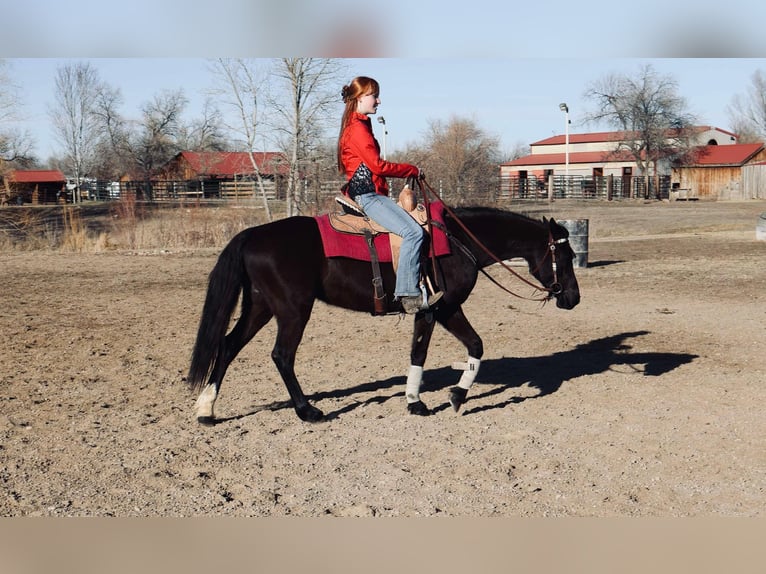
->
[447,205,546,229]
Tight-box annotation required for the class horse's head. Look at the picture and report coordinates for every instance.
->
[532,217,581,310]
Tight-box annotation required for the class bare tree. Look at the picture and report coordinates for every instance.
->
[92,88,188,199]
[209,58,273,220]
[0,60,36,174]
[0,59,15,125]
[269,58,345,216]
[50,62,106,202]
[583,63,697,198]
[90,83,131,181]
[506,140,531,161]
[178,98,230,151]
[417,115,502,205]
[727,69,766,143]
[0,60,33,205]
[133,89,188,183]
[0,130,35,167]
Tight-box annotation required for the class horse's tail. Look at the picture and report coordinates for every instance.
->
[187,232,247,394]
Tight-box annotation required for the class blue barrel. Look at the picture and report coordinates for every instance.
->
[558,219,589,268]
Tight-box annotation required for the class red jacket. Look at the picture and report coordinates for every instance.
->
[340,112,418,196]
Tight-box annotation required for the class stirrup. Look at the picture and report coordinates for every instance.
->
[420,282,443,308]
[399,290,443,314]
[427,291,443,307]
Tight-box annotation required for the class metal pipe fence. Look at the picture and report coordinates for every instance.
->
[499,174,672,201]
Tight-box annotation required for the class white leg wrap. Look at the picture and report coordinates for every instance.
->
[194,383,218,419]
[405,365,424,404]
[452,357,481,391]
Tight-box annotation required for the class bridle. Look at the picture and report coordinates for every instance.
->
[461,228,568,303]
[540,232,569,298]
[417,176,568,303]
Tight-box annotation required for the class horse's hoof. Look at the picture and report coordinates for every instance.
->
[448,386,468,412]
[407,401,432,416]
[197,416,216,426]
[297,404,324,423]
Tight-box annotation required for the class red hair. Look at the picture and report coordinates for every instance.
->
[337,76,380,173]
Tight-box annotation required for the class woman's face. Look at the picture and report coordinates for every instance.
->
[356,91,380,115]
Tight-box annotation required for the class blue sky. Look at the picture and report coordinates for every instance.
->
[6,58,765,161]
[3,2,765,58]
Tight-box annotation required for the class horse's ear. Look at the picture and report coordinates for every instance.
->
[542,216,549,224]
[549,217,557,226]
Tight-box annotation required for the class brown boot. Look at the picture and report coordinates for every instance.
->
[400,291,443,314]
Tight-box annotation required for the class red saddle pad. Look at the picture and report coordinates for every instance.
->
[315,201,451,262]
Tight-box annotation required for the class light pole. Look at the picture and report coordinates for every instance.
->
[559,103,570,192]
[377,116,387,159]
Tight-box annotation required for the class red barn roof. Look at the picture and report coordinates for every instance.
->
[531,131,628,147]
[9,169,66,183]
[502,143,765,169]
[684,143,764,166]
[531,126,738,147]
[175,151,289,177]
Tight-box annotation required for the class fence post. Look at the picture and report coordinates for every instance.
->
[607,174,613,201]
[548,175,553,203]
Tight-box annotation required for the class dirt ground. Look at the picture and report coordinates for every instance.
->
[1,199,765,517]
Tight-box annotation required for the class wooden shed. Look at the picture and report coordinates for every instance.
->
[157,151,291,200]
[670,143,766,200]
[741,161,766,199]
[2,169,67,205]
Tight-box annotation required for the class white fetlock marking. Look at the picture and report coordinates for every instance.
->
[453,357,481,391]
[195,383,218,418]
[405,365,424,404]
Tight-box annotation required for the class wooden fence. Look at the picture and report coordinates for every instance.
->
[85,178,348,204]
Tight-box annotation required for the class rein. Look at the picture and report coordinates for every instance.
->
[415,176,565,302]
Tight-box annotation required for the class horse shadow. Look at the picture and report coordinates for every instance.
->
[226,330,697,422]
[587,259,624,268]
[315,329,697,419]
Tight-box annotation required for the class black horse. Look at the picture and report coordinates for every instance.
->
[187,204,580,424]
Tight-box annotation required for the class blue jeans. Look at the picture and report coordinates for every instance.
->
[354,193,424,297]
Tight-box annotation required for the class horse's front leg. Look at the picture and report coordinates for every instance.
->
[405,311,438,416]
[435,305,483,413]
[271,311,324,423]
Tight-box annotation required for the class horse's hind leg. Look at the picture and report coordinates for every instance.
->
[195,297,272,424]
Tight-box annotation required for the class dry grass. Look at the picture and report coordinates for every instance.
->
[0,198,279,253]
[0,208,61,250]
[61,206,88,252]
